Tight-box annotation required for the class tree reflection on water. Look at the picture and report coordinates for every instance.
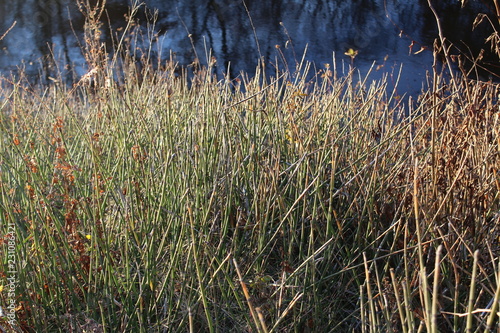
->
[0,0,496,89]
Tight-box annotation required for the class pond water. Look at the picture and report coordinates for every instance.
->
[0,0,496,94]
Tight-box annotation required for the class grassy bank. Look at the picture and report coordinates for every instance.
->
[1,2,500,331]
[0,55,498,332]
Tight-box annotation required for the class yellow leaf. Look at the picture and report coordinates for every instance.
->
[344,48,358,58]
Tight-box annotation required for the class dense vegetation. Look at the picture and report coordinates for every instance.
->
[0,1,499,332]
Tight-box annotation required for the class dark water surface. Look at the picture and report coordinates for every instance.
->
[0,0,496,94]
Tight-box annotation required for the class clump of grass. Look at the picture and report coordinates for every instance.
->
[0,1,499,332]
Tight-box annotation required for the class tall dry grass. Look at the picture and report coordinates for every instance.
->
[0,1,499,332]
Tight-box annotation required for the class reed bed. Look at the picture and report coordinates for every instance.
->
[0,2,499,332]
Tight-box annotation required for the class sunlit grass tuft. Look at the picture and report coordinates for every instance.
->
[0,1,499,332]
